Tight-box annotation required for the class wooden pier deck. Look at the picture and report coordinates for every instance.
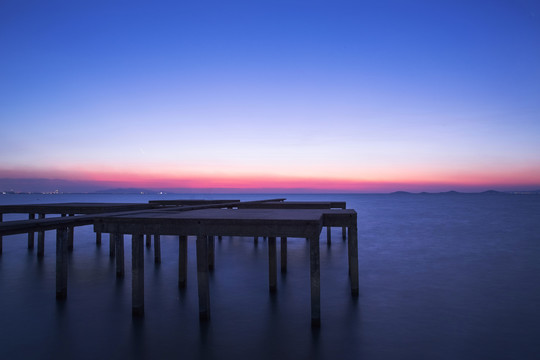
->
[0,199,358,327]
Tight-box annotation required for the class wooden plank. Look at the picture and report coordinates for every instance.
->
[56,227,68,299]
[0,203,161,214]
[132,233,144,316]
[178,235,187,288]
[196,235,210,321]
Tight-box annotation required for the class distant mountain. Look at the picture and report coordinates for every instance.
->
[390,191,412,195]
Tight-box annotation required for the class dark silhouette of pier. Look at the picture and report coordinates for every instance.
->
[0,199,358,327]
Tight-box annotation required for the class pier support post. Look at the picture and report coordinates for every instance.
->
[109,233,115,258]
[268,236,277,292]
[96,232,102,246]
[37,214,45,257]
[0,213,3,254]
[208,236,214,270]
[115,233,124,278]
[348,224,359,296]
[342,226,346,240]
[146,234,151,248]
[178,235,187,288]
[28,213,35,249]
[280,237,287,273]
[309,234,320,327]
[327,226,331,245]
[196,235,211,320]
[254,236,258,244]
[67,214,74,251]
[56,227,68,299]
[132,233,144,316]
[154,234,161,264]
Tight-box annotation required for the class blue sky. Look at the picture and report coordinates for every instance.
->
[1,0,539,192]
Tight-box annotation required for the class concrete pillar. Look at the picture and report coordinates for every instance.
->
[96,232,102,245]
[132,233,144,316]
[280,237,287,273]
[178,235,187,288]
[342,226,346,240]
[326,226,331,245]
[268,236,277,292]
[207,236,214,270]
[109,233,115,258]
[37,214,45,257]
[348,224,359,296]
[115,233,124,278]
[28,213,35,249]
[309,235,320,327]
[154,234,161,264]
[196,235,211,321]
[146,234,151,247]
[218,236,222,241]
[56,227,68,299]
[67,214,74,251]
[254,236,258,244]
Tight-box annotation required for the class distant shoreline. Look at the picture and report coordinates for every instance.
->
[2,190,540,195]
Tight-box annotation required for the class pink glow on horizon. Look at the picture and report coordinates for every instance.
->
[1,167,539,193]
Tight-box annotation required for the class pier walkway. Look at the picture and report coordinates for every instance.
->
[0,199,358,327]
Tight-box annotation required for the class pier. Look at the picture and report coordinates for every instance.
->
[0,199,358,327]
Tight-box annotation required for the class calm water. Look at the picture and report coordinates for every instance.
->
[1,193,539,360]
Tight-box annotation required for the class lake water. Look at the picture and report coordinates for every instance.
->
[1,193,539,359]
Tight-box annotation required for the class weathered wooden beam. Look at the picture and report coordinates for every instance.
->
[115,233,124,278]
[280,236,287,273]
[154,234,161,264]
[178,235,187,288]
[28,213,35,249]
[132,233,144,316]
[268,236,277,292]
[196,235,210,321]
[56,227,68,299]
[37,214,45,257]
[310,234,321,327]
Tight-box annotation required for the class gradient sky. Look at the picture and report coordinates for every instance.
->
[1,0,539,192]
